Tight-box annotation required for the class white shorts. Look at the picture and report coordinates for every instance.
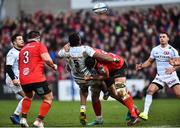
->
[5,76,23,94]
[152,73,180,89]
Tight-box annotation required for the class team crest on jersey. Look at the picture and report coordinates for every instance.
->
[23,68,30,76]
[164,51,169,55]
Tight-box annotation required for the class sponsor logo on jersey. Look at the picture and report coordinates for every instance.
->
[23,68,30,76]
[164,51,169,55]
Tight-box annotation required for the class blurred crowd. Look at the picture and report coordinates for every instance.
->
[0,5,180,84]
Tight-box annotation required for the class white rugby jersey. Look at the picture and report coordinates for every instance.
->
[6,47,20,79]
[58,45,96,81]
[150,44,179,76]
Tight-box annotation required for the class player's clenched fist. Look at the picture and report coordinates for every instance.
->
[52,64,58,71]
[136,64,143,71]
[12,79,20,86]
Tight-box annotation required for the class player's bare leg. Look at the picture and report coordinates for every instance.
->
[79,87,88,125]
[114,77,140,126]
[172,84,180,98]
[88,89,103,126]
[33,91,53,128]
[108,82,140,126]
[139,83,159,120]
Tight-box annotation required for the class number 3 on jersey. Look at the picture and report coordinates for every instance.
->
[23,51,29,64]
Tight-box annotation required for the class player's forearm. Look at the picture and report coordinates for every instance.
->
[46,60,56,69]
[174,66,180,71]
[93,53,117,62]
[6,65,16,80]
[141,59,154,69]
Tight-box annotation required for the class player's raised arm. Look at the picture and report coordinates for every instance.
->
[136,57,154,71]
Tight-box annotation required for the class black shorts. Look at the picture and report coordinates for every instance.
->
[110,62,127,78]
[105,62,128,87]
[22,81,51,96]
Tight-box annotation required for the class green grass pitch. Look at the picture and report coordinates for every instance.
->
[0,99,180,127]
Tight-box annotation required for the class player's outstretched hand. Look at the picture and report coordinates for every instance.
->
[12,79,20,86]
[165,67,175,75]
[136,64,143,71]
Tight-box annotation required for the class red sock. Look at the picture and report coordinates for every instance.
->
[39,101,51,118]
[92,100,101,116]
[117,91,132,106]
[22,97,31,115]
[123,94,137,118]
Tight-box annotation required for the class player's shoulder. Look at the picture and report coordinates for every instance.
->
[151,45,161,52]
[167,44,177,50]
[7,47,18,55]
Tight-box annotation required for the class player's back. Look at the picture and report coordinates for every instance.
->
[68,46,92,78]
[58,45,94,82]
[19,42,46,85]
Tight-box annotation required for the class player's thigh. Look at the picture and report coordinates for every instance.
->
[147,83,160,95]
[108,84,119,99]
[91,82,101,102]
[172,84,180,98]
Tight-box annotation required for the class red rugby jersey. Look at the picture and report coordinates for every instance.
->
[19,41,48,85]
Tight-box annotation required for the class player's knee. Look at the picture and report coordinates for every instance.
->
[175,91,180,98]
[44,93,54,102]
[116,83,128,99]
[146,88,156,95]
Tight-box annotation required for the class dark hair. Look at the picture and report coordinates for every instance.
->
[85,56,96,69]
[11,33,22,43]
[28,31,40,39]
[68,33,80,46]
[160,31,169,37]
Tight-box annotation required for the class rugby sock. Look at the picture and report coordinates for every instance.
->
[22,97,31,118]
[143,94,152,115]
[14,98,23,115]
[118,92,132,106]
[123,94,137,118]
[39,101,51,119]
[92,100,101,116]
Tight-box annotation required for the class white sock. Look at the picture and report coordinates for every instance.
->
[143,94,152,115]
[14,98,23,115]
[96,116,103,122]
[80,105,86,111]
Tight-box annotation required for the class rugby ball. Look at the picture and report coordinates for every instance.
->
[93,3,108,15]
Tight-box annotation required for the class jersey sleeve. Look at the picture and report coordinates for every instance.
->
[150,48,155,59]
[171,47,179,58]
[58,49,65,58]
[85,46,96,57]
[6,50,16,66]
[39,43,48,54]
